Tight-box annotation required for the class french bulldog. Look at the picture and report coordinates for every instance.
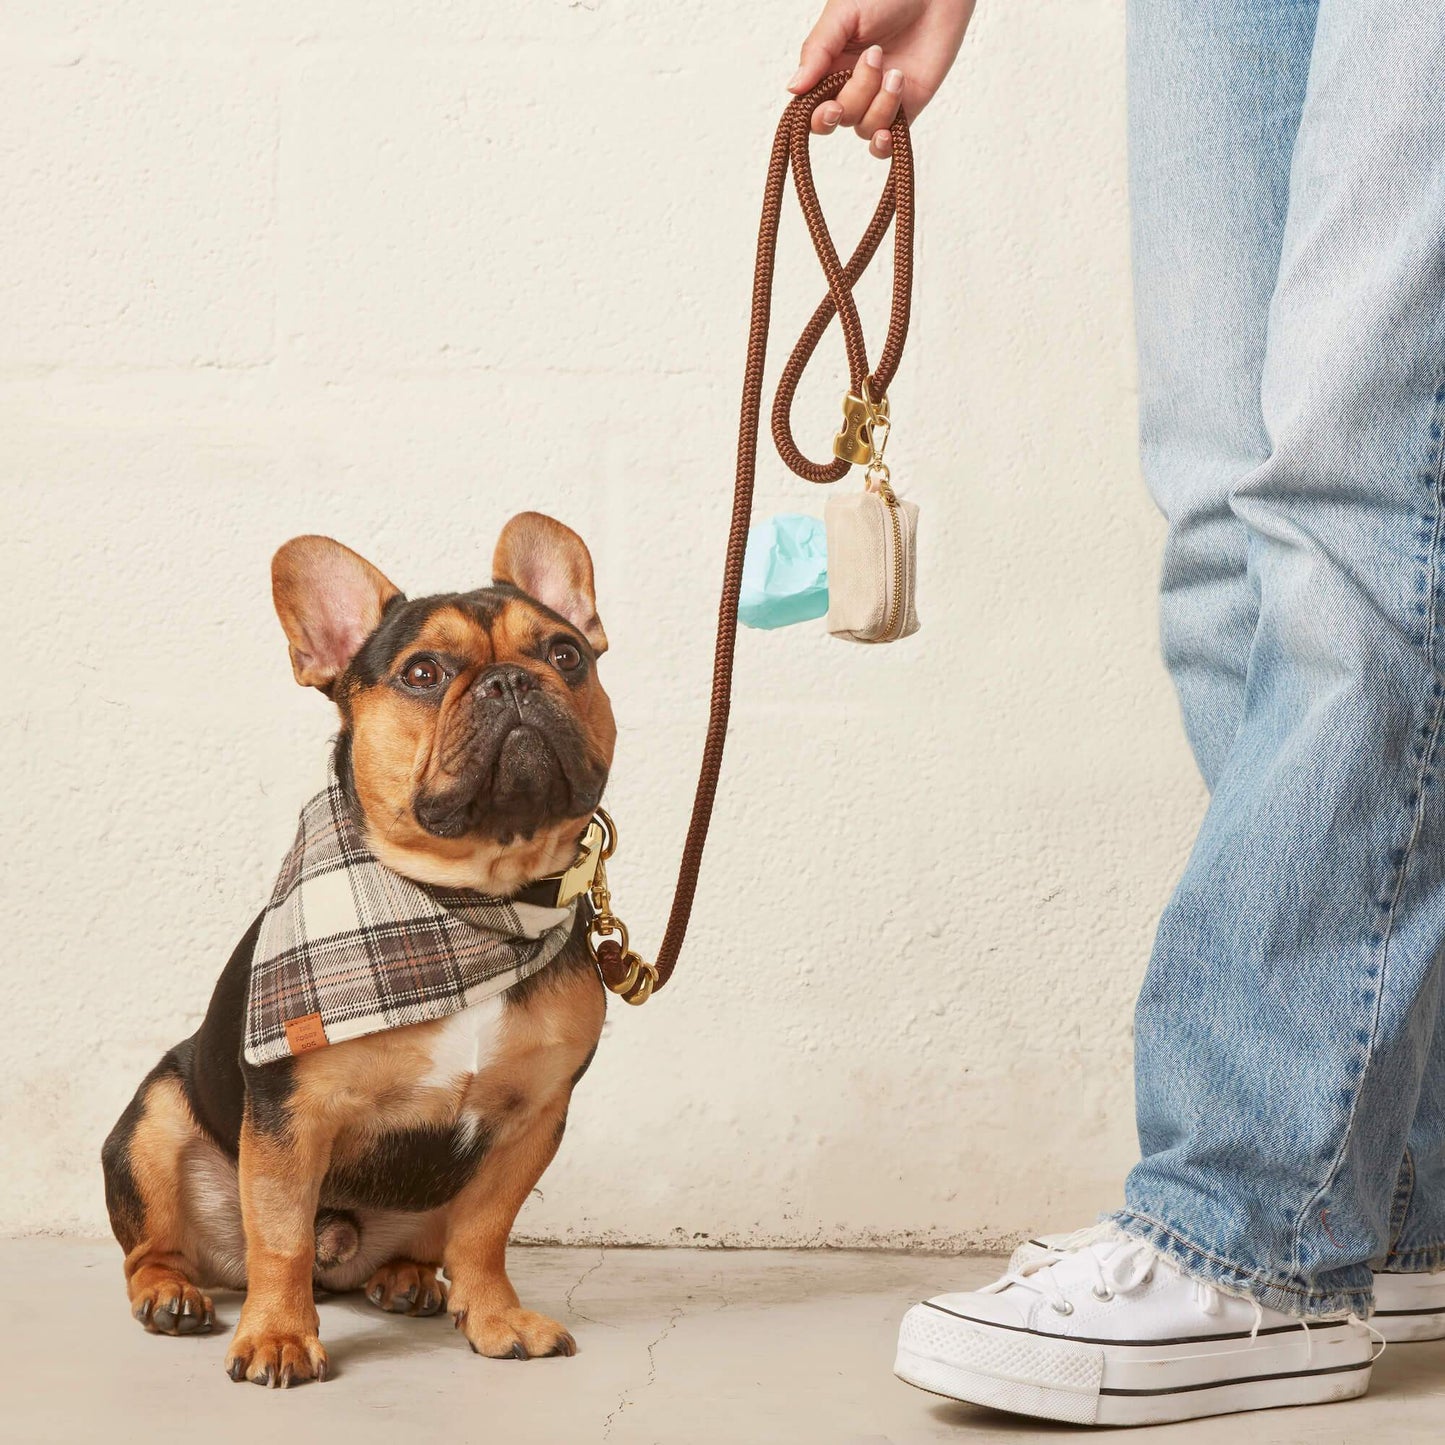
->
[101,512,616,1386]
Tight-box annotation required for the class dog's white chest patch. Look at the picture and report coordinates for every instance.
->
[418,995,507,1090]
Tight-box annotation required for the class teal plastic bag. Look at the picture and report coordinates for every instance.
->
[738,513,828,630]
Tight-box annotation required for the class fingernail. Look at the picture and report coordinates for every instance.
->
[884,69,904,95]
[863,46,883,69]
[787,67,806,91]
[873,130,892,155]
[821,104,843,127]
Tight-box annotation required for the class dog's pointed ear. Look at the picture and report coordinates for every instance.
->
[272,536,403,691]
[492,512,607,655]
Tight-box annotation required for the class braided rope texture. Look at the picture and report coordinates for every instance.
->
[651,73,915,988]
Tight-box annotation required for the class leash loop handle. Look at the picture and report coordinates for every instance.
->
[771,75,916,482]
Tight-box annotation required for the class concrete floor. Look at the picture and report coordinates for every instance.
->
[9,1238,1445,1444]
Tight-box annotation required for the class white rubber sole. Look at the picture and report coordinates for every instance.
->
[1373,1269,1445,1343]
[895,1300,1374,1427]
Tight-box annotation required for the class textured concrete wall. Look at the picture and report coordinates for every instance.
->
[1,0,1204,1246]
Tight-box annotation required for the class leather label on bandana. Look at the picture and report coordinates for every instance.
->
[283,1012,329,1055]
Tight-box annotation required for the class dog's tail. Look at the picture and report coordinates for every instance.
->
[313,1207,362,1269]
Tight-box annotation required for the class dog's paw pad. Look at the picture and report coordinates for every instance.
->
[364,1260,446,1317]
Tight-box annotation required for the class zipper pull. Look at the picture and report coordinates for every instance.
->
[867,464,898,505]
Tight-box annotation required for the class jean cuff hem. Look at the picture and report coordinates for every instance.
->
[1109,1209,1374,1319]
[1382,1240,1445,1272]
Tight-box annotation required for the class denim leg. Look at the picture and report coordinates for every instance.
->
[1129,0,1318,788]
[1386,999,1445,1270]
[1116,0,1445,1318]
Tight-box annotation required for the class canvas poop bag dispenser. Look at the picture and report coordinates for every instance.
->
[578,72,924,1010]
[823,382,920,642]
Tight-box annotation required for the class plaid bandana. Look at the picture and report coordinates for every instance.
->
[243,763,578,1066]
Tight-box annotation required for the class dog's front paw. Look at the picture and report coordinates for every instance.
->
[366,1259,446,1316]
[225,1328,329,1388]
[130,1267,214,1336]
[454,1305,576,1360]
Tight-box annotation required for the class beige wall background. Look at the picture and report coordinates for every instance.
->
[0,0,1205,1245]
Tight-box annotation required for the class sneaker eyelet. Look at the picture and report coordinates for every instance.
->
[1092,1286,1115,1302]
[1141,1269,1154,1285]
[1051,1300,1075,1316]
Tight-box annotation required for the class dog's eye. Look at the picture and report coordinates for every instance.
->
[401,657,446,691]
[548,640,583,672]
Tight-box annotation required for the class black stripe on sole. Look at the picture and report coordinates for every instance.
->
[921,1299,1351,1349]
[1373,1306,1445,1318]
[1098,1358,1372,1398]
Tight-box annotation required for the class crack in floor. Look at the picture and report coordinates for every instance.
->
[602,1302,686,1438]
[565,1246,608,1326]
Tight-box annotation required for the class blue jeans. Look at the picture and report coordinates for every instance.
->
[1116,0,1445,1317]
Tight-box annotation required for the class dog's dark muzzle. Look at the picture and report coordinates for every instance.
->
[413,665,602,841]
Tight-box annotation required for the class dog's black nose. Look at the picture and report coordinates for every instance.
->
[476,664,537,703]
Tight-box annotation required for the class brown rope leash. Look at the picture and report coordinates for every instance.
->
[594,72,915,1001]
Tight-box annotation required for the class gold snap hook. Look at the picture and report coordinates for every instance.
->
[582,811,656,1005]
[861,377,890,465]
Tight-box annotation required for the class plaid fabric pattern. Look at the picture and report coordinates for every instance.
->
[244,765,577,1065]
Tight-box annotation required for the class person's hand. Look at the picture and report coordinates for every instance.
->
[788,0,976,157]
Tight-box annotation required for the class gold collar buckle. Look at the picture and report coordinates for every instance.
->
[552,815,608,907]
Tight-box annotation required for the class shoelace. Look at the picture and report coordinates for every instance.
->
[1353,1313,1390,1365]
[997,1229,1390,1366]
[988,1235,1199,1317]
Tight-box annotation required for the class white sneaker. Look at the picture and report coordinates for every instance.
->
[1015,1235,1445,1343]
[1373,1268,1445,1342]
[895,1229,1377,1427]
